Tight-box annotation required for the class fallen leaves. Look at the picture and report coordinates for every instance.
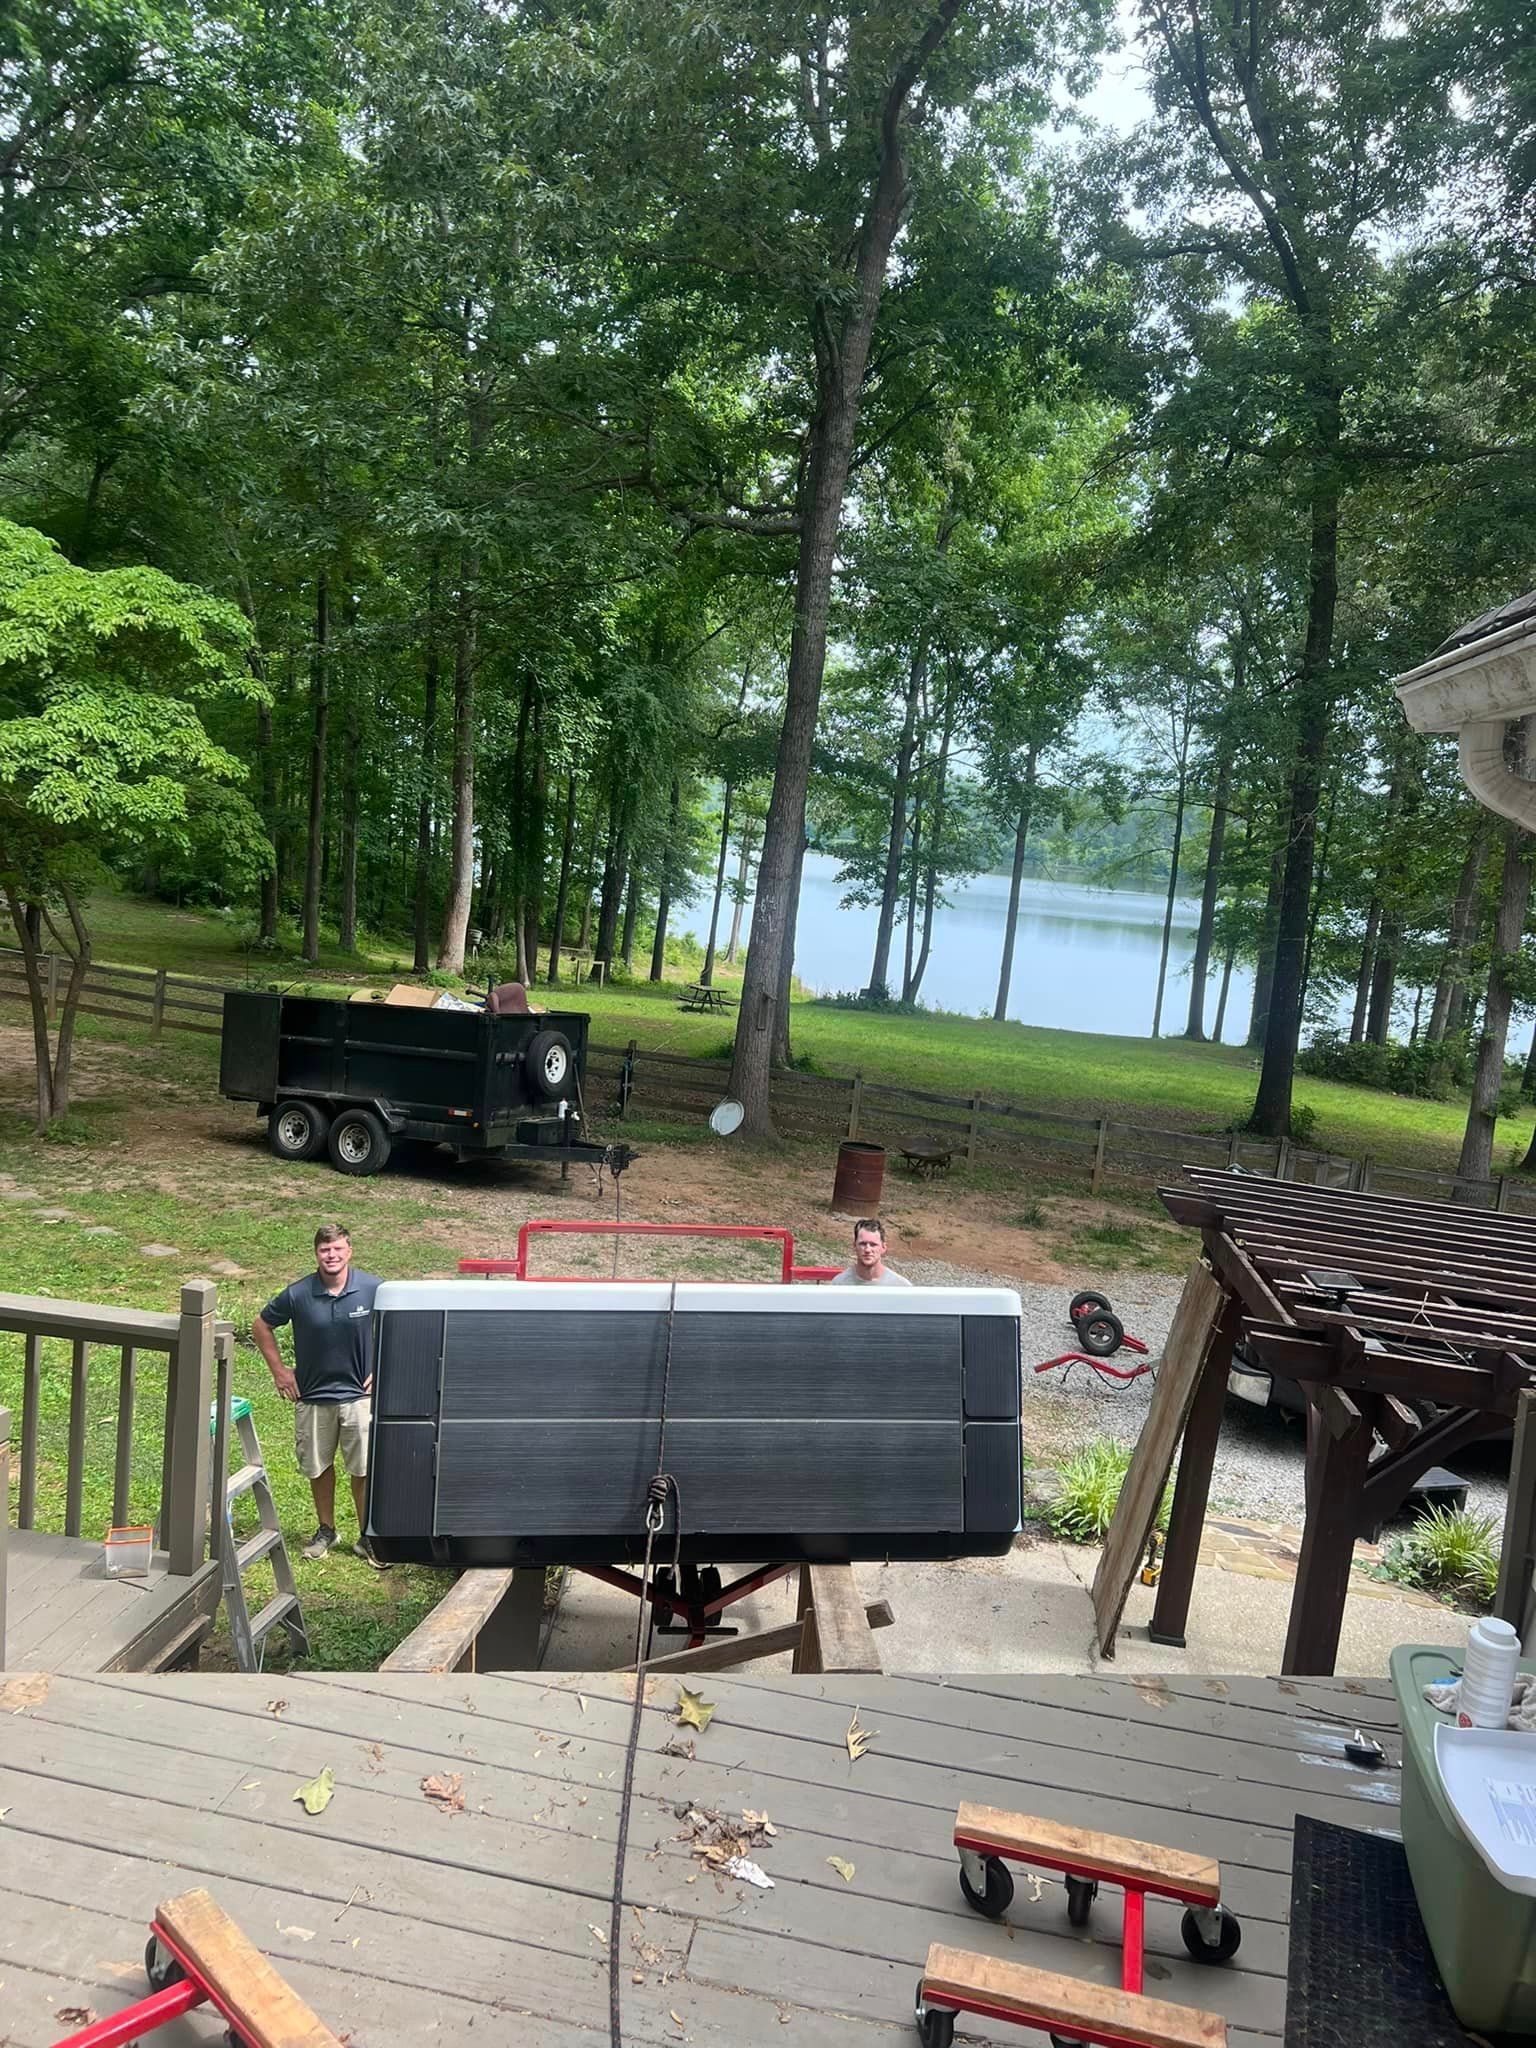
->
[826,1856,855,1884]
[676,1686,715,1734]
[741,1809,776,1836]
[292,1767,335,1816]
[845,1708,876,1762]
[588,1923,608,1945]
[266,1698,288,1717]
[55,2007,94,2027]
[421,1772,465,1814]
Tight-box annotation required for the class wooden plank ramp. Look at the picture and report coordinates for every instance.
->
[0,1669,1404,2047]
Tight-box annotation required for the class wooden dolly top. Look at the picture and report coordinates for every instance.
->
[954,1803,1222,1905]
[922,1944,1227,2048]
[154,1890,343,2048]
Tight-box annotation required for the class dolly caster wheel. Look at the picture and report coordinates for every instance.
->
[144,1934,185,1992]
[958,1853,1014,1918]
[1182,1903,1242,1963]
[1065,1874,1099,1927]
[913,1982,955,2047]
[1050,2035,1087,2047]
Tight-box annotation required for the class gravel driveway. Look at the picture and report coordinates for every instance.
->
[904,1258,1509,1531]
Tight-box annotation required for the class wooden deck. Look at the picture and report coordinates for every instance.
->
[0,1667,1404,2046]
[4,1531,220,1671]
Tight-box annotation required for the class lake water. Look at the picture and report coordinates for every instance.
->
[679,850,1259,1042]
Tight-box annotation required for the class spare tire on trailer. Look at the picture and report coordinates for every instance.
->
[525,1028,574,1101]
[327,1106,392,1176]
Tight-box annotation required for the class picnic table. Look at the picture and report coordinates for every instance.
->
[898,1136,954,1178]
[679,982,736,1013]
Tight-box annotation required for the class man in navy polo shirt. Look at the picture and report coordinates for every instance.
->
[252,1223,387,1568]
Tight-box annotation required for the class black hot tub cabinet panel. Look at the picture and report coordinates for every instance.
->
[366,1280,1024,1565]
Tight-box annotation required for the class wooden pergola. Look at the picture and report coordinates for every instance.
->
[1154,1169,1536,1674]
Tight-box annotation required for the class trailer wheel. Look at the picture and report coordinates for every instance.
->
[269,1100,330,1162]
[1069,1290,1113,1322]
[525,1029,574,1100]
[1076,1311,1124,1357]
[327,1108,392,1176]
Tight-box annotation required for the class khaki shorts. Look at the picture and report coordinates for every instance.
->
[295,1397,371,1481]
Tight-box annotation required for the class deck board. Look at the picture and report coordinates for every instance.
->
[3,1529,218,1669]
[0,1670,1406,2046]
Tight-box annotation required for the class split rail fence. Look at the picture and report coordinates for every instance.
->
[1,941,1530,1215]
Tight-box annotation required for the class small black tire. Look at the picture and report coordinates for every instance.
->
[268,1099,330,1162]
[145,1934,185,1992]
[697,1566,723,1604]
[1181,1904,1242,1964]
[1076,1311,1124,1357]
[1050,2035,1087,2047]
[525,1028,574,1101]
[1065,1874,1098,1927]
[959,1854,1014,1919]
[327,1107,392,1176]
[914,1984,956,2048]
[1069,1289,1113,1322]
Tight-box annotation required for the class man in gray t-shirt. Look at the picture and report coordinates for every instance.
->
[829,1217,913,1287]
[252,1223,386,1566]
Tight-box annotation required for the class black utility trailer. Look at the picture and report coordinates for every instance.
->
[219,989,606,1176]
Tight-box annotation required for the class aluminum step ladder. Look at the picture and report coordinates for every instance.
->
[211,1396,308,1670]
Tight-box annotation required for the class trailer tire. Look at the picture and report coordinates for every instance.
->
[1076,1311,1124,1357]
[525,1029,574,1100]
[327,1108,392,1176]
[269,1099,330,1162]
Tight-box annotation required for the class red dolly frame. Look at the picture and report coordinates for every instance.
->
[53,1920,246,2048]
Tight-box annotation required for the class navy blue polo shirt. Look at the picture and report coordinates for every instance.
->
[260,1268,381,1404]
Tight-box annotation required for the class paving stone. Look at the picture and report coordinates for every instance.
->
[139,1242,180,1258]
[81,1224,120,1237]
[32,1208,72,1223]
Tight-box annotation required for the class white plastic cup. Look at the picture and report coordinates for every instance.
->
[1459,1615,1521,1729]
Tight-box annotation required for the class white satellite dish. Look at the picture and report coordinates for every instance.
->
[708,1098,745,1137]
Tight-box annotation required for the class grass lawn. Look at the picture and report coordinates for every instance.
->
[30,886,1536,1174]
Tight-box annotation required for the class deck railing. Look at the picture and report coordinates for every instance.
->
[0,1282,230,1666]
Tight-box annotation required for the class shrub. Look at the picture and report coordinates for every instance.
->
[1289,1102,1319,1145]
[1045,1440,1171,1544]
[1010,1201,1047,1228]
[1381,1505,1500,1606]
[1296,1030,1474,1101]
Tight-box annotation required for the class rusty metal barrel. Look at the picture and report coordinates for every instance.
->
[831,1139,885,1214]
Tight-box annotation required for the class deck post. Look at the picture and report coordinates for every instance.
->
[1147,1294,1241,1647]
[0,1405,10,1667]
[1282,1387,1378,1675]
[166,1282,216,1578]
[17,1332,40,1529]
[1495,1388,1536,1639]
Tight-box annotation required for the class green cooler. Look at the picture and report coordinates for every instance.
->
[1391,1641,1536,2036]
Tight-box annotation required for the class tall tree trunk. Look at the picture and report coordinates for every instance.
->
[413,561,441,974]
[1213,936,1238,1042]
[728,3,964,1133]
[1184,741,1232,1041]
[1349,900,1380,1042]
[1428,819,1491,1042]
[595,798,626,967]
[993,745,1040,1022]
[650,777,682,982]
[906,689,954,1004]
[301,567,330,964]
[524,699,546,981]
[901,767,924,1002]
[338,666,360,954]
[726,818,756,965]
[576,801,601,953]
[620,864,640,975]
[1299,784,1335,1020]
[1365,912,1400,1045]
[257,699,280,945]
[869,638,927,998]
[772,826,808,1069]
[1247,834,1285,1049]
[1151,712,1191,1039]
[701,783,734,987]
[1458,823,1533,1188]
[547,774,578,984]
[435,541,479,973]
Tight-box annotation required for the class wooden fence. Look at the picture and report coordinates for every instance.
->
[588,1038,1536,1216]
[0,946,225,1036]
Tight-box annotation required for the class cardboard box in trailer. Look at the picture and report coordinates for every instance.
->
[219,987,606,1175]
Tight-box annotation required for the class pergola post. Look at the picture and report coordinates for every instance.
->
[1283,1387,1379,1675]
[1148,1294,1241,1648]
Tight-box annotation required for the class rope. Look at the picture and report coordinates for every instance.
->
[608,1281,682,2048]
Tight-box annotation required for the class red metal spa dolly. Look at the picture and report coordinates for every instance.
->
[913,1804,1240,2048]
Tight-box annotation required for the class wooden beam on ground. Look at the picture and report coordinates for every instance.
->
[797,1563,884,1673]
[1089,1263,1224,1659]
[379,1568,543,1673]
[921,1944,1227,2048]
[643,1600,894,1674]
[153,1888,343,2048]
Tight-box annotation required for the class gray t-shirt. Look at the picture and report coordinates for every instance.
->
[260,1268,381,1403]
[829,1266,913,1287]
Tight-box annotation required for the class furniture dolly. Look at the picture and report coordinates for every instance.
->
[914,1804,1241,2048]
[51,1888,341,2048]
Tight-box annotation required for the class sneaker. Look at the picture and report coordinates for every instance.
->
[355,1535,392,1571]
[301,1524,338,1560]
